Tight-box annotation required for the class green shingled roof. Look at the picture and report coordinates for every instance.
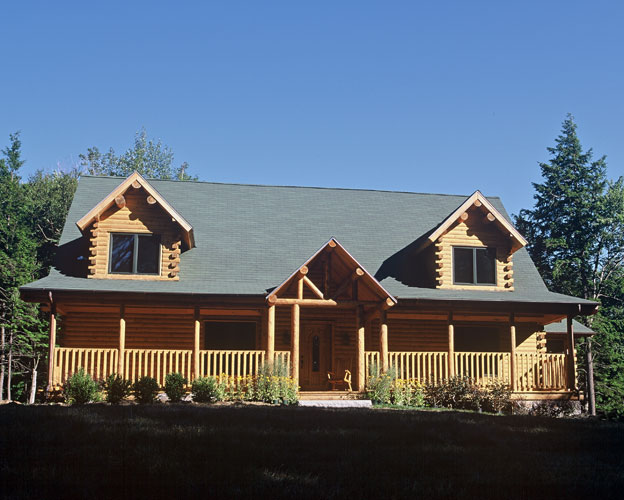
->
[21,175,596,307]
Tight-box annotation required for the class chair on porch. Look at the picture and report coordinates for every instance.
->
[327,358,352,392]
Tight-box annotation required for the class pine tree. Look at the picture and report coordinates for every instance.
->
[515,115,624,417]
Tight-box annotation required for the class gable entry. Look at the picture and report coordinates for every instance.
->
[265,238,396,391]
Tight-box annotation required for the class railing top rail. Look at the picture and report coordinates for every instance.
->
[199,349,266,354]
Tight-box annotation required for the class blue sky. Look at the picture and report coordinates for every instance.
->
[1,1,623,217]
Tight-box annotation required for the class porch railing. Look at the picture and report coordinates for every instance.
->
[365,350,570,392]
[124,349,193,386]
[53,348,291,387]
[53,347,118,387]
[391,352,449,384]
[454,352,510,387]
[514,353,566,391]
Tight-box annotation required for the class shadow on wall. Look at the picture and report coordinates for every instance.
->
[374,230,437,289]
[55,237,89,277]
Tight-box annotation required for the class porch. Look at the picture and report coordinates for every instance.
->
[50,346,568,394]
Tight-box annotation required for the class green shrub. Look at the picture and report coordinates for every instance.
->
[133,376,160,404]
[64,369,100,405]
[191,376,226,403]
[255,364,299,405]
[392,379,426,407]
[229,375,256,402]
[424,377,484,411]
[279,376,299,405]
[102,374,132,404]
[164,372,188,403]
[482,381,512,414]
[424,377,514,414]
[367,370,395,404]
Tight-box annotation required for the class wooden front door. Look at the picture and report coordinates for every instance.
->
[300,323,332,390]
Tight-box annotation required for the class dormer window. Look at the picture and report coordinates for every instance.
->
[110,233,161,275]
[453,247,496,285]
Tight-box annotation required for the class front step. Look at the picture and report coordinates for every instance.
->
[299,399,372,408]
[298,391,363,401]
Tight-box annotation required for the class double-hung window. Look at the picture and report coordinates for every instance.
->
[109,233,161,275]
[453,247,496,285]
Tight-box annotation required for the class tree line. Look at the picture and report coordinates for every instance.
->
[0,119,622,417]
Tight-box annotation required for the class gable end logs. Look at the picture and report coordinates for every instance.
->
[87,187,182,281]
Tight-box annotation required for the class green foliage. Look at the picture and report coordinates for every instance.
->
[102,374,132,404]
[79,129,196,180]
[424,377,483,411]
[481,381,513,414]
[255,363,299,404]
[191,376,227,403]
[190,370,298,405]
[367,369,425,407]
[1,133,75,402]
[64,369,100,405]
[392,379,426,407]
[515,115,624,418]
[164,372,188,403]
[423,377,511,413]
[133,376,160,404]
[366,370,394,404]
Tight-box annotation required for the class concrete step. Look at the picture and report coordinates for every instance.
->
[298,400,373,408]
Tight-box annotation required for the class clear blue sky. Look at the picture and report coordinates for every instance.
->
[2,1,623,217]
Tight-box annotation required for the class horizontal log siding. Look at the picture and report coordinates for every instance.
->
[387,318,448,352]
[60,312,119,348]
[88,187,181,280]
[60,308,265,351]
[436,205,513,291]
[125,312,195,349]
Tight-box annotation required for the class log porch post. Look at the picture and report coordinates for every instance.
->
[566,314,576,390]
[267,304,275,364]
[587,337,596,416]
[379,309,389,373]
[291,303,300,386]
[447,312,455,378]
[46,302,57,395]
[509,313,516,391]
[193,306,200,381]
[118,304,126,377]
[357,305,365,391]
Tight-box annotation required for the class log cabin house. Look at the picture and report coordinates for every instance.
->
[20,172,597,400]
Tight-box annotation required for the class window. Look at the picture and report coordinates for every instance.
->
[453,247,496,285]
[109,233,161,275]
[204,321,257,350]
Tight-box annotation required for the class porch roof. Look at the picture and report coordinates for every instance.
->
[21,176,597,312]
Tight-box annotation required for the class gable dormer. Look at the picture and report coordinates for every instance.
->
[75,172,194,281]
[426,191,527,291]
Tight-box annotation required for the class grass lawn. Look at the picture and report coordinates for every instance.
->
[1,404,623,499]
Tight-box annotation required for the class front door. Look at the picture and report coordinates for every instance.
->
[300,323,332,390]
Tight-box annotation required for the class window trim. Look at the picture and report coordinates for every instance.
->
[452,246,497,286]
[108,232,162,276]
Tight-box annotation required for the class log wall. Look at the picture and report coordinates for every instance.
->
[435,205,514,291]
[87,187,181,280]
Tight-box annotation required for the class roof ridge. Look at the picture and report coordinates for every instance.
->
[79,175,502,200]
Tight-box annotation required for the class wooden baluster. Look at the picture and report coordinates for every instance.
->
[510,314,517,392]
